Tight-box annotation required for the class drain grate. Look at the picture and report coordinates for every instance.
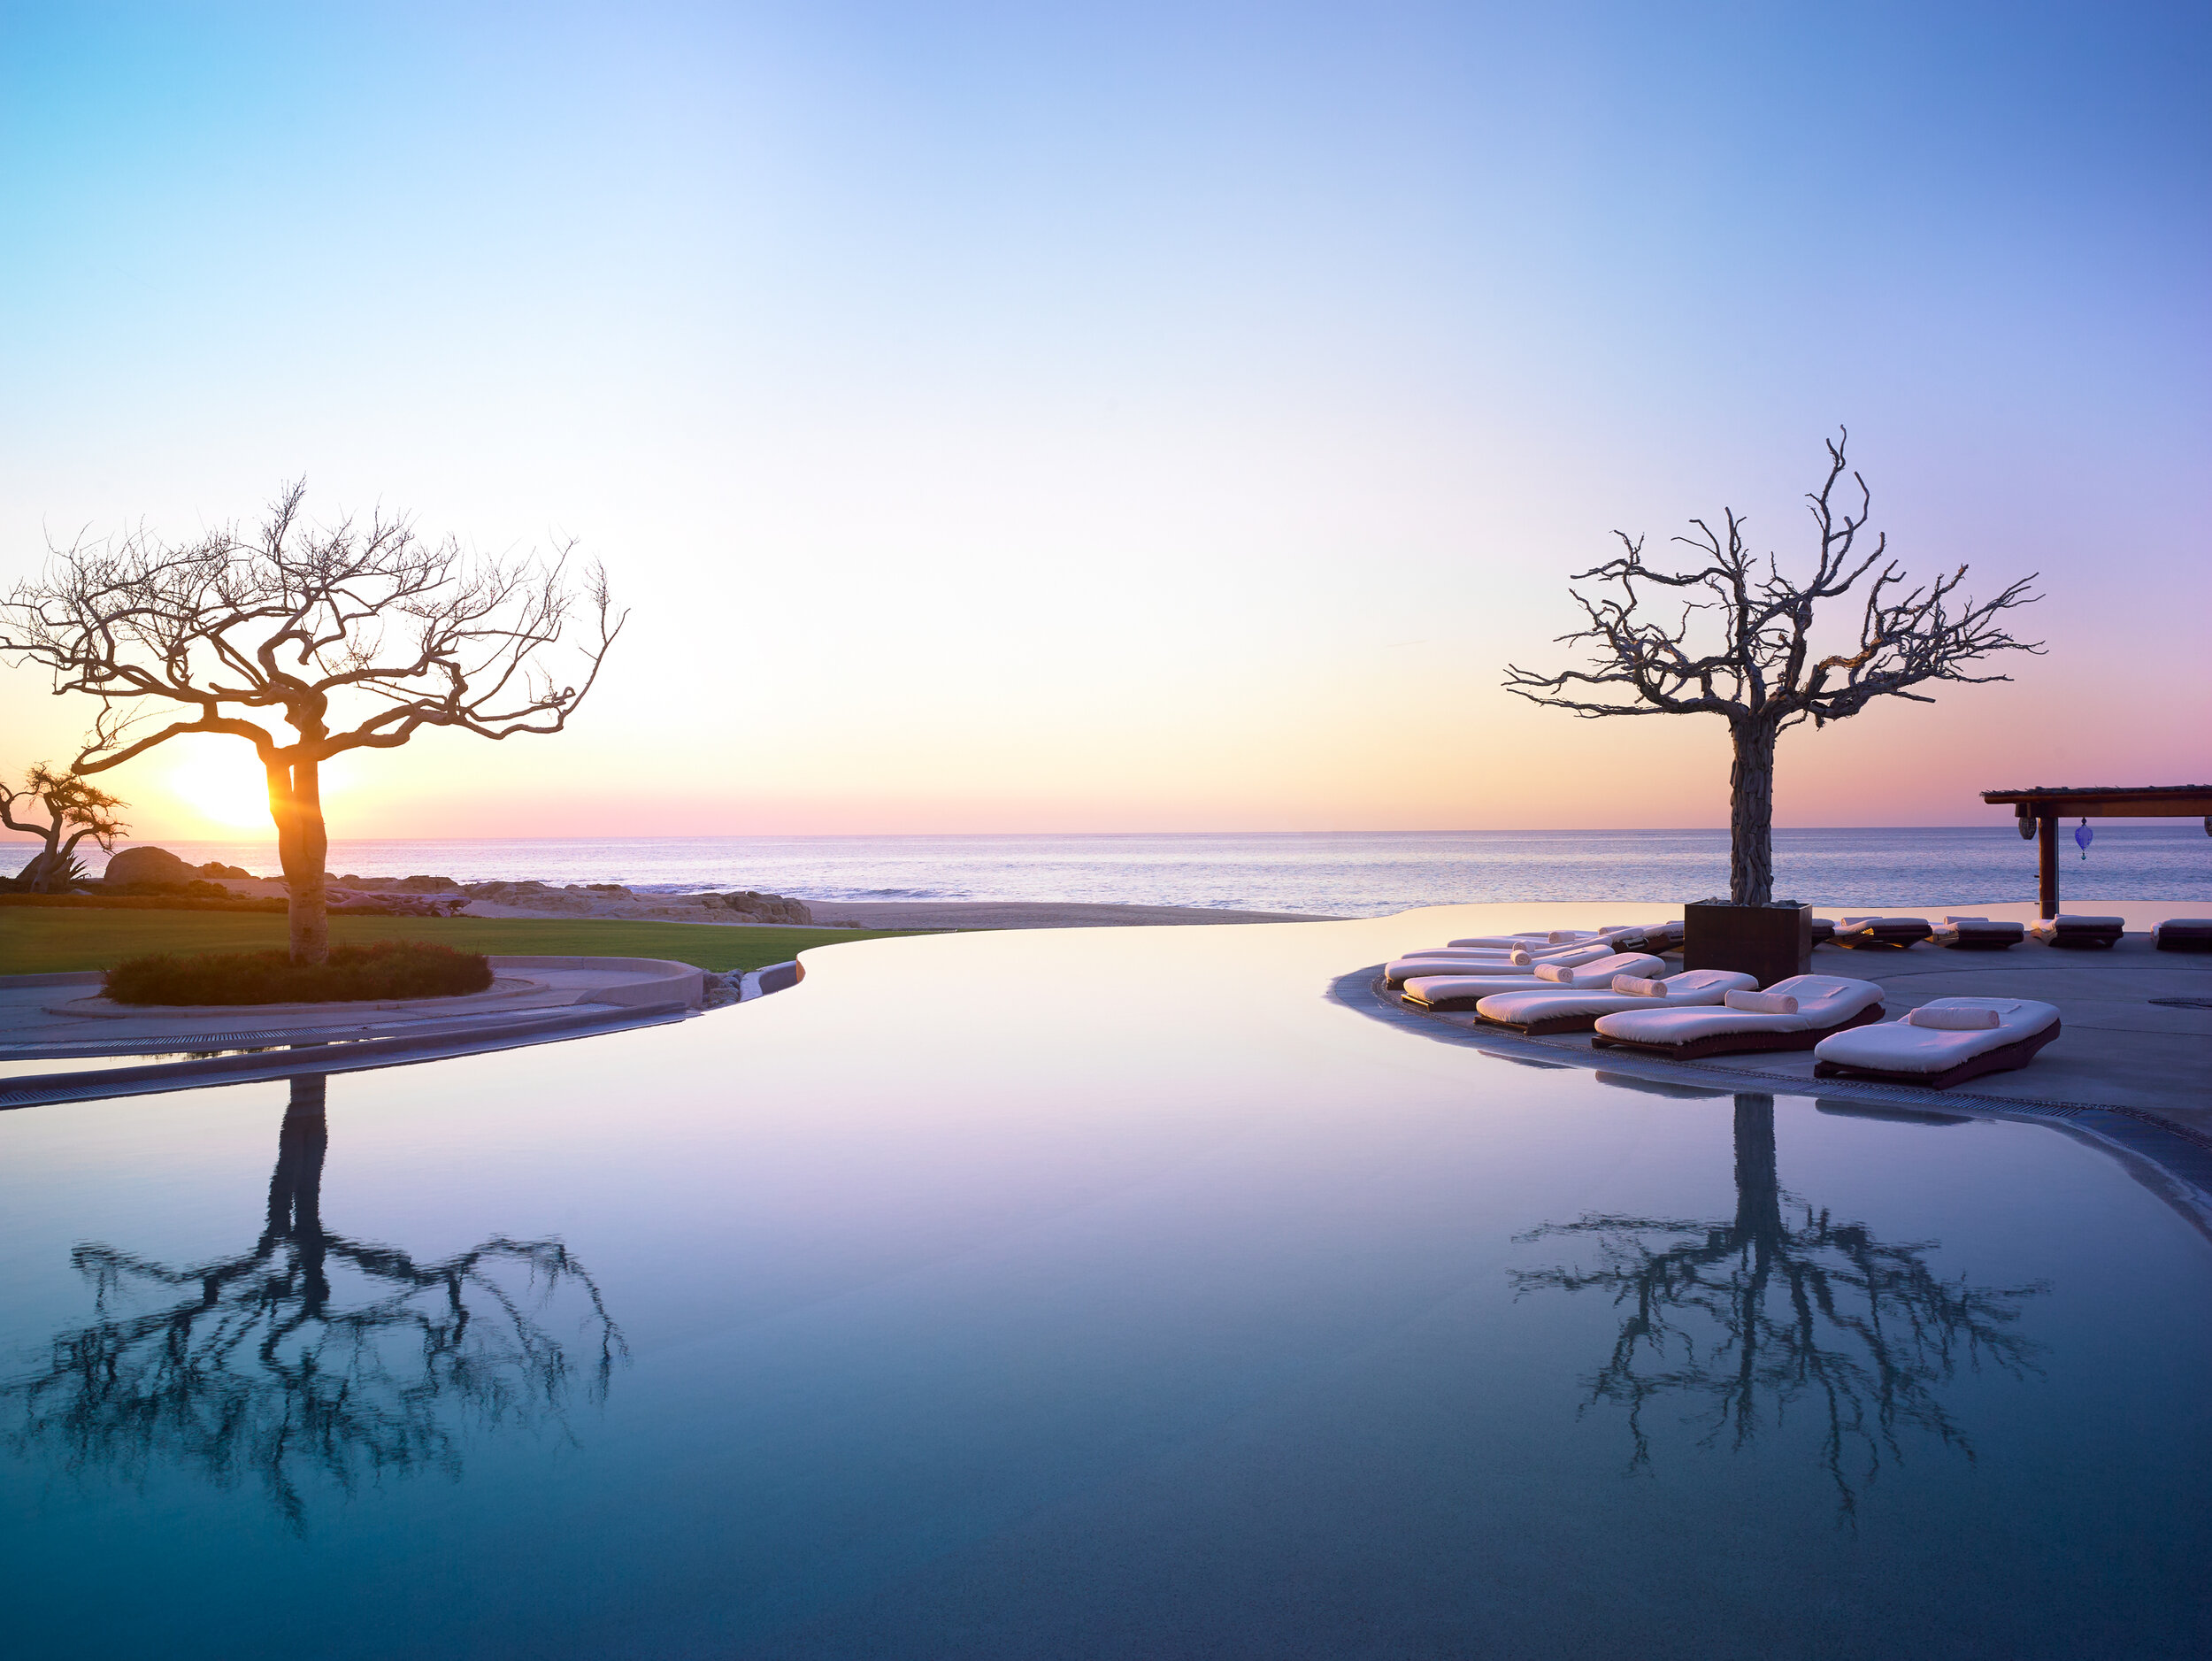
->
[2150,997,2212,1010]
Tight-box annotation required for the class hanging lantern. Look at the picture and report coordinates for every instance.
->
[2075,818,2093,860]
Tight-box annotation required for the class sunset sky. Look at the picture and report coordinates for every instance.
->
[3,2,2207,841]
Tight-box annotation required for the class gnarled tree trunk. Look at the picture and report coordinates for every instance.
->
[267,757,330,965]
[1727,719,1778,905]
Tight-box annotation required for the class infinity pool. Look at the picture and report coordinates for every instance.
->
[4,911,2208,1658]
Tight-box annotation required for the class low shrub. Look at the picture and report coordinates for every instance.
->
[104,941,495,1006]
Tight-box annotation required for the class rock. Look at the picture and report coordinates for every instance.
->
[463,880,552,899]
[326,890,471,917]
[711,890,813,925]
[196,862,252,879]
[104,846,194,887]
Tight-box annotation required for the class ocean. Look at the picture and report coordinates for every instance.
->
[19,827,2209,916]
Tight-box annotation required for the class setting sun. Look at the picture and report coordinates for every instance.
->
[160,747,273,832]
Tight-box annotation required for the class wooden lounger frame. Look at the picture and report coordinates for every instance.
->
[1480,1005,1674,1037]
[1403,986,1535,1011]
[1812,1019,2062,1091]
[1589,1001,1884,1061]
[2047,928,2123,950]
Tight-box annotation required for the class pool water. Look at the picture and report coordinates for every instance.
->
[3,911,2208,1659]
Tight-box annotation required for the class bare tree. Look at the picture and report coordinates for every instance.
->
[1504,433,2042,904]
[0,763,127,893]
[0,483,623,961]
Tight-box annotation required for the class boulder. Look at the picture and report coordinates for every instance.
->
[104,846,194,887]
[713,890,813,926]
[196,861,252,879]
[463,880,552,899]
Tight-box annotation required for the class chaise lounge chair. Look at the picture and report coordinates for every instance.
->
[1813,997,2061,1089]
[1589,974,1886,1059]
[2034,914,2124,950]
[1471,968,1759,1035]
[1933,915,2026,950]
[1832,916,1934,950]
[1401,952,1666,1011]
[1382,942,1617,988]
[2153,918,2212,954]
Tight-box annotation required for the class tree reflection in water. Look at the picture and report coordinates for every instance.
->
[1511,1092,2046,1519]
[3,1073,626,1531]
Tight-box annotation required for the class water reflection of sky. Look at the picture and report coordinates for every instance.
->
[3,911,2208,1659]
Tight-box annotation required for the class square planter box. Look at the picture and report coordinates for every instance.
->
[1683,900,1811,988]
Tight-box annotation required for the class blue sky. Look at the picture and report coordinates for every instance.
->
[3,3,2207,835]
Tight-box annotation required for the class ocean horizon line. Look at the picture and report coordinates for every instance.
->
[6,824,2155,847]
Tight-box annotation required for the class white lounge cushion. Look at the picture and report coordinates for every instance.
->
[1815,998,2058,1073]
[1473,970,1757,1027]
[1610,975,1669,996]
[1385,955,1541,985]
[1401,942,1603,963]
[1594,974,1885,1044]
[1385,942,1613,984]
[1403,973,1569,1003]
[1908,1004,1999,1030]
[1404,952,1663,1006]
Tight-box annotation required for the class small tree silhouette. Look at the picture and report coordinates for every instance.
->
[0,763,126,892]
[1510,1093,2046,1520]
[2,1075,626,1532]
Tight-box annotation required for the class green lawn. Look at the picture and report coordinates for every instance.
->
[0,909,937,976]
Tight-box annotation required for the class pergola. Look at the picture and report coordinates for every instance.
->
[1980,784,2212,918]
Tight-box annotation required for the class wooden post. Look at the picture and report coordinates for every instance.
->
[2037,814,2058,919]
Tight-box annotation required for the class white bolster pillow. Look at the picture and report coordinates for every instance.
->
[1724,989,1798,1013]
[1547,930,1583,943]
[1907,1004,2001,1030]
[1532,962,1575,982]
[1611,974,1668,996]
[1508,949,1533,965]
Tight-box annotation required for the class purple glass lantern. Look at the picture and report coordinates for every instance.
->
[2075,819,2093,860]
